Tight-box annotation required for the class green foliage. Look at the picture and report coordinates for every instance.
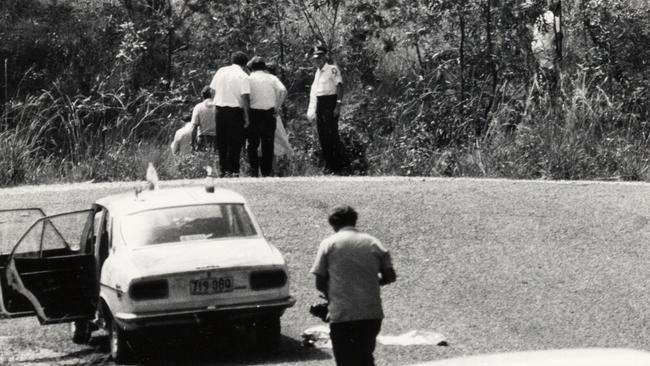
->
[1,0,649,186]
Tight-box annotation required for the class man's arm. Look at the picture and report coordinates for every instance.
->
[191,123,198,151]
[276,83,288,111]
[314,274,329,299]
[241,93,251,129]
[378,248,396,286]
[379,267,396,286]
[333,82,343,119]
[190,105,200,150]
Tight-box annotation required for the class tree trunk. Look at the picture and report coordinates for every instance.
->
[459,7,465,130]
[166,0,173,85]
[274,0,287,120]
[482,0,497,136]
[554,0,563,64]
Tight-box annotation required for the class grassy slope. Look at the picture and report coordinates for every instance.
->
[1,177,650,365]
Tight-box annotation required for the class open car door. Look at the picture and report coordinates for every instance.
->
[0,209,98,324]
[0,208,47,318]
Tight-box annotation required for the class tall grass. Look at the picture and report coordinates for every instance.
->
[349,68,650,181]
[448,70,650,181]
[1,66,649,186]
[0,80,189,185]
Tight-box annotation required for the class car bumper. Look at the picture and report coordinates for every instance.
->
[113,296,296,331]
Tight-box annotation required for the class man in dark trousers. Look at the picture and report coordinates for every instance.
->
[246,56,287,177]
[209,51,251,177]
[310,205,397,366]
[307,45,345,174]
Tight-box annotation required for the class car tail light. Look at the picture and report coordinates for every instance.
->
[249,269,287,290]
[129,279,169,301]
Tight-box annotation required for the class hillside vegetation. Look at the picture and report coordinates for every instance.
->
[1,0,649,186]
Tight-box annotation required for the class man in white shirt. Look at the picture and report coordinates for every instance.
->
[246,56,288,177]
[311,205,396,366]
[307,45,345,174]
[191,85,216,151]
[209,51,251,177]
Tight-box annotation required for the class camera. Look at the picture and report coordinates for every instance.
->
[309,302,329,323]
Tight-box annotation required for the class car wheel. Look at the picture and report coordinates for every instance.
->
[71,320,92,344]
[255,316,281,351]
[109,318,134,363]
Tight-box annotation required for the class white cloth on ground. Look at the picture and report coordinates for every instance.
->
[301,326,448,349]
[377,330,447,346]
[274,115,293,156]
[257,115,293,157]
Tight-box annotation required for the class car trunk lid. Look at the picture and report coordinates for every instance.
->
[127,238,280,278]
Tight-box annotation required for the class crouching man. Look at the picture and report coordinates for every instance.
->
[310,205,397,366]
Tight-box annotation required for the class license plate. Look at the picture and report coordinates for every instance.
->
[190,276,234,295]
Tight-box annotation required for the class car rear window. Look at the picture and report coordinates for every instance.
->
[121,204,257,246]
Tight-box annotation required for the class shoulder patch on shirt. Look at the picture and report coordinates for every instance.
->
[331,67,338,75]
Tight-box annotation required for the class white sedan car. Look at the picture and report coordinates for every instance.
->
[0,186,295,362]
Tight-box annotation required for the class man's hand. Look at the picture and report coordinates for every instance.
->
[333,104,341,120]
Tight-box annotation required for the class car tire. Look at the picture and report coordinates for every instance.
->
[71,320,92,344]
[256,316,281,351]
[109,318,134,363]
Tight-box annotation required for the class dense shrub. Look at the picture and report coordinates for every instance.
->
[0,0,649,186]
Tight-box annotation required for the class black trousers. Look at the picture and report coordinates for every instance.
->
[246,108,276,177]
[316,95,344,174]
[329,319,382,366]
[215,106,245,176]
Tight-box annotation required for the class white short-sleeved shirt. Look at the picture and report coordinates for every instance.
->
[248,71,287,110]
[191,99,216,136]
[209,64,251,108]
[311,63,343,96]
[310,227,393,323]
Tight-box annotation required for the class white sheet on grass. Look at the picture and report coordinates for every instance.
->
[377,330,447,346]
[302,325,448,349]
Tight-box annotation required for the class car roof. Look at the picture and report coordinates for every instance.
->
[406,348,650,366]
[95,186,247,216]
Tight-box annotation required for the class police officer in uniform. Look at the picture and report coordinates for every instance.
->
[307,45,345,174]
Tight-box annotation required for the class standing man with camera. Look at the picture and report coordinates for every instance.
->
[310,205,397,366]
